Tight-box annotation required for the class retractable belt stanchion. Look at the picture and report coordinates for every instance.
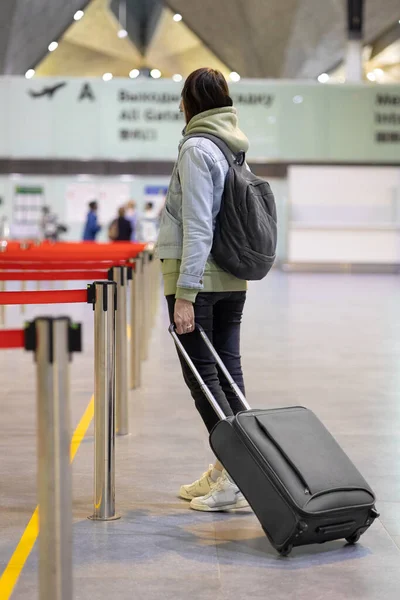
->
[109,266,129,436]
[129,258,142,390]
[140,251,150,362]
[25,316,82,600]
[87,281,120,521]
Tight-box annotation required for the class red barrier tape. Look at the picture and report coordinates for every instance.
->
[0,242,147,262]
[5,241,147,252]
[0,289,88,306]
[0,261,129,271]
[0,329,25,349]
[0,271,109,281]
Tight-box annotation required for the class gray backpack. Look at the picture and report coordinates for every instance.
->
[184,133,277,280]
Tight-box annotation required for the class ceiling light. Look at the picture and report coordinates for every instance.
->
[129,69,140,79]
[293,95,303,104]
[172,74,183,82]
[102,72,113,82]
[229,72,241,82]
[48,41,58,52]
[74,10,84,21]
[367,72,376,82]
[374,68,384,78]
[150,69,162,79]
[118,29,128,38]
[25,69,35,79]
[317,73,329,83]
[173,14,183,22]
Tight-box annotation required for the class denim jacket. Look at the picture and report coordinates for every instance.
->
[157,137,230,291]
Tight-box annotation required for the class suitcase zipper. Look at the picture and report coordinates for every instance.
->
[253,415,313,494]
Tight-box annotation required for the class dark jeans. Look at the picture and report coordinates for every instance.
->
[167,291,246,433]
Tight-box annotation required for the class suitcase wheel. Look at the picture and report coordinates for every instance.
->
[345,531,362,545]
[278,544,293,557]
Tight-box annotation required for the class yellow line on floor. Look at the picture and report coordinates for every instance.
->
[0,395,95,600]
[70,396,95,462]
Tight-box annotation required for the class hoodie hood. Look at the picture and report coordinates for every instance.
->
[184,107,249,154]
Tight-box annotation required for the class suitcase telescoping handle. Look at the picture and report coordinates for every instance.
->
[168,323,251,421]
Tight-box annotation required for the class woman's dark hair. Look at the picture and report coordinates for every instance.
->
[181,68,233,123]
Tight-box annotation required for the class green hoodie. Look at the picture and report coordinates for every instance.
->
[185,107,249,154]
[162,107,248,302]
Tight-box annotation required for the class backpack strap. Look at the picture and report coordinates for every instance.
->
[183,133,245,167]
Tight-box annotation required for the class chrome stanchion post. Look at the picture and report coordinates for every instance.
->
[87,282,120,521]
[141,251,150,361]
[27,317,80,600]
[129,258,142,389]
[138,253,145,361]
[109,266,129,436]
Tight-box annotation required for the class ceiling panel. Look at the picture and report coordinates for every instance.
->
[145,8,230,77]
[35,1,230,79]
[2,0,87,74]
[166,0,400,78]
[2,0,399,80]
[35,40,136,78]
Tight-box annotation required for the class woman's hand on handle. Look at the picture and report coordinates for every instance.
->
[174,299,195,335]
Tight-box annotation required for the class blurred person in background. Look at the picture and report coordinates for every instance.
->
[140,201,159,243]
[0,215,10,240]
[41,206,64,241]
[83,200,101,241]
[157,68,249,512]
[125,200,138,241]
[109,206,132,242]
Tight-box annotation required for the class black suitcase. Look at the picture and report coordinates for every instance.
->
[169,324,379,556]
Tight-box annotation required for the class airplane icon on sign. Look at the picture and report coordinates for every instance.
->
[28,82,67,98]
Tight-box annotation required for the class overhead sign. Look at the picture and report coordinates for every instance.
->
[0,77,399,163]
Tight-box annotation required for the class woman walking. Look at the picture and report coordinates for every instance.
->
[109,207,132,241]
[158,68,249,512]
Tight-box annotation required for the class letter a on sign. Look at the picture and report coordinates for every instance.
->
[79,83,95,101]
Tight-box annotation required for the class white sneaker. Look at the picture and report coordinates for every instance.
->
[179,465,214,500]
[190,471,249,512]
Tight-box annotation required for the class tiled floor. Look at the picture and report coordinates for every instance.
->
[1,272,400,599]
